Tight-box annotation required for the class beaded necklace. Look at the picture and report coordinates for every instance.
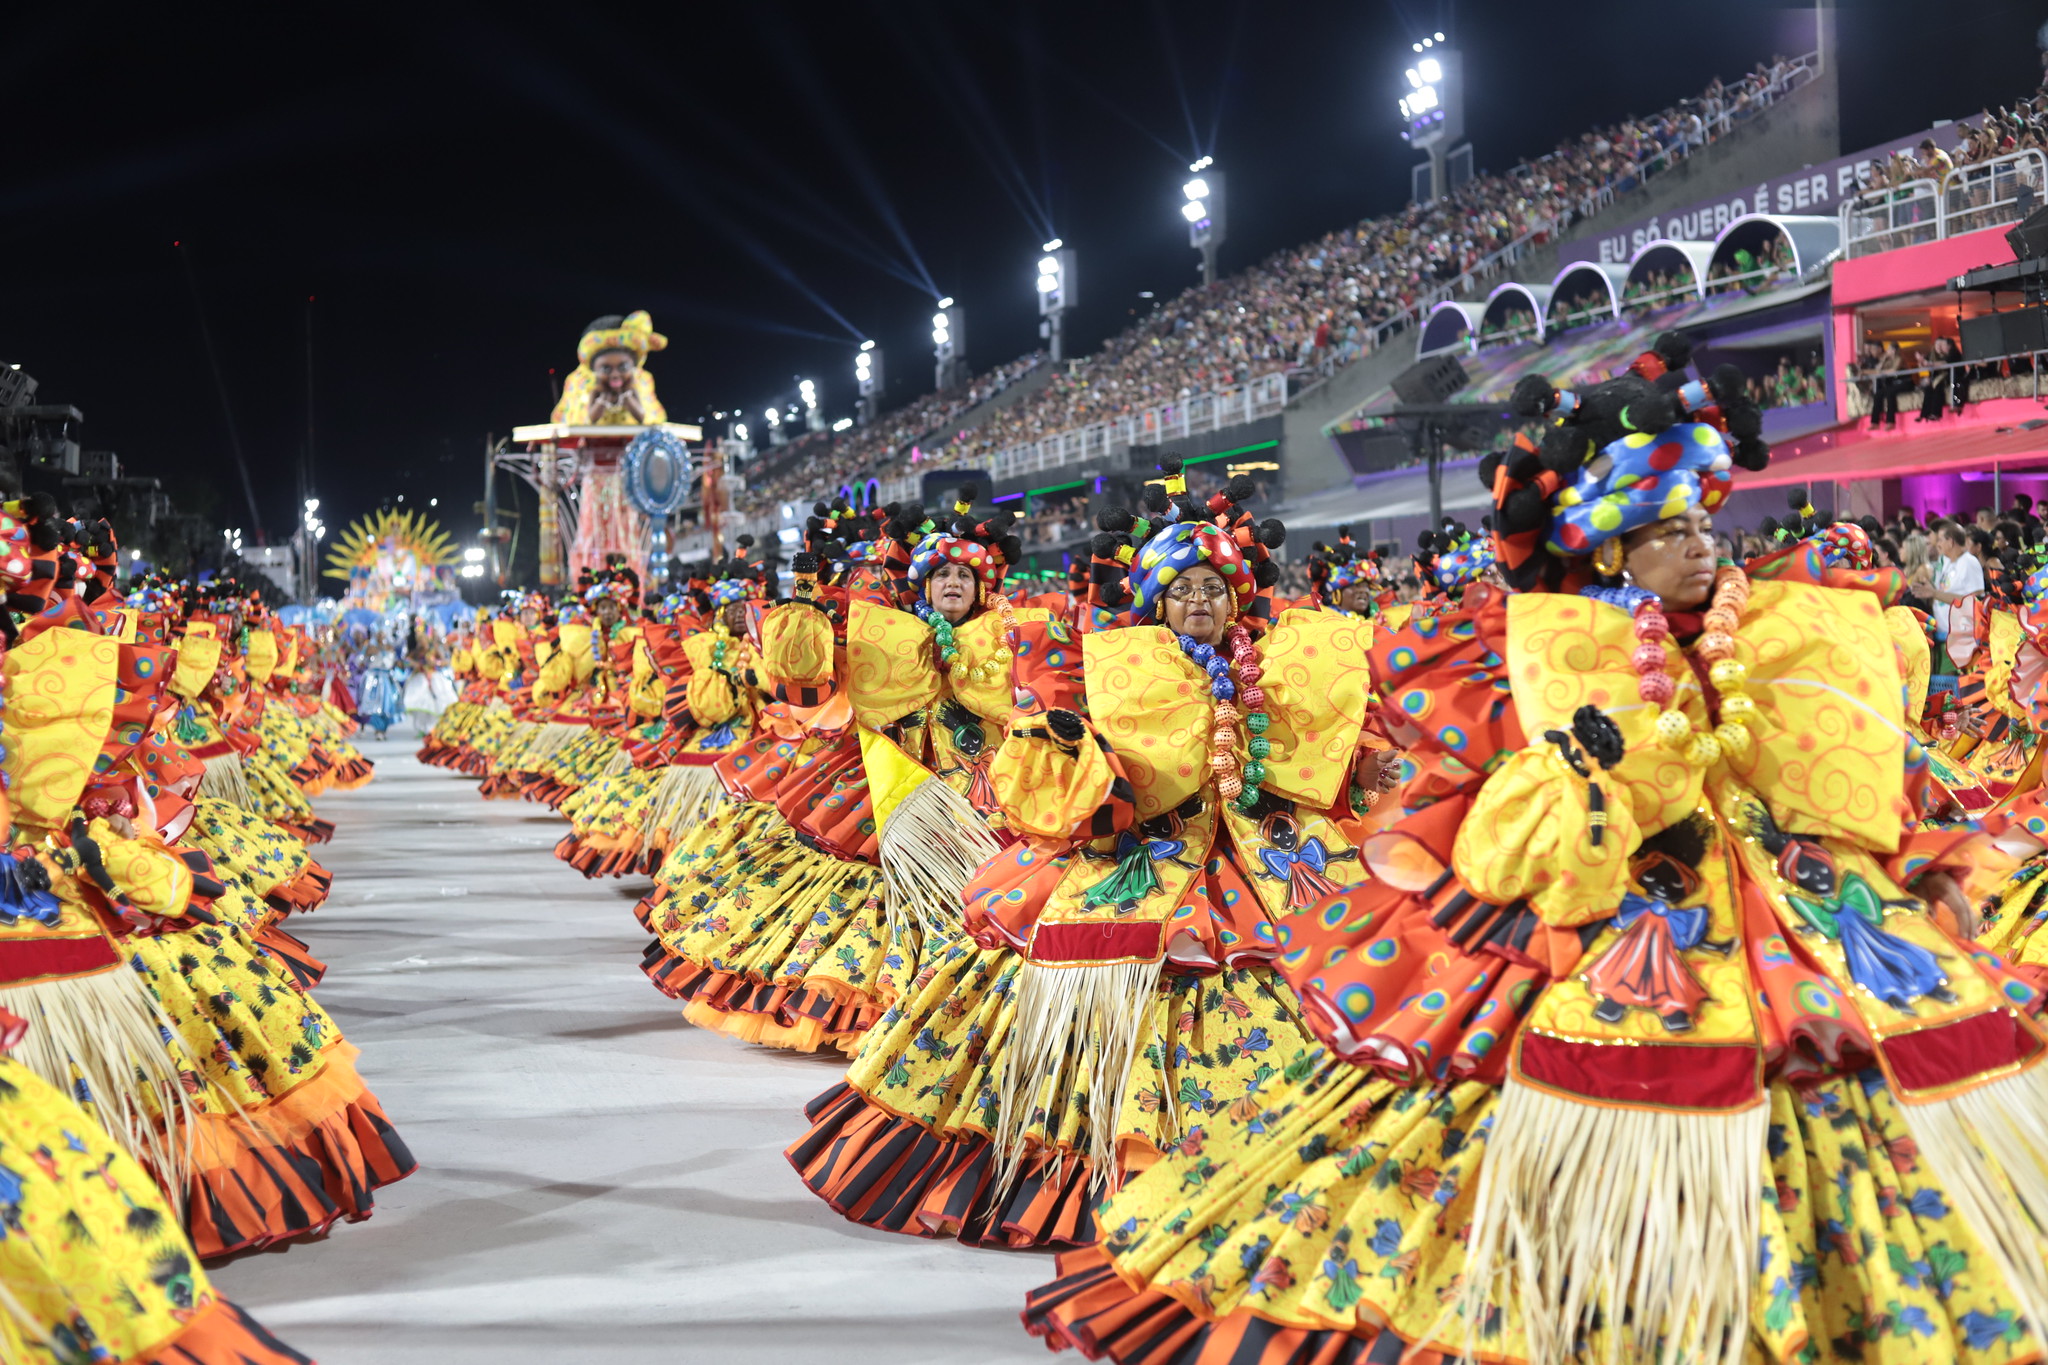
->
[913,599,960,666]
[1586,564,1756,767]
[1178,622,1273,813]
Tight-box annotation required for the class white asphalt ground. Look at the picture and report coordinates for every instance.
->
[210,738,1050,1364]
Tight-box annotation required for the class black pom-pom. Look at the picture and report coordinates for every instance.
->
[1253,561,1280,589]
[1537,424,1589,476]
[812,500,831,517]
[1759,516,1782,538]
[1652,331,1695,372]
[1140,484,1169,514]
[954,485,980,508]
[1787,487,1809,512]
[996,535,1022,563]
[1509,374,1559,417]
[1047,709,1086,743]
[1156,455,1185,477]
[1619,388,1681,435]
[1221,474,1257,505]
[736,534,754,549]
[1336,524,1353,540]
[1097,506,1135,534]
[1707,363,1748,406]
[791,552,820,575]
[1496,486,1549,537]
[1090,532,1123,559]
[1257,518,1286,549]
[1416,530,1440,553]
[984,509,1017,537]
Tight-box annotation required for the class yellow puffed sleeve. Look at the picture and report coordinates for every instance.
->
[989,724,1121,841]
[682,631,741,724]
[171,627,222,701]
[1452,740,1640,927]
[556,624,595,687]
[86,819,193,919]
[533,644,574,704]
[4,628,120,833]
[245,627,279,684]
[844,599,939,728]
[759,603,836,697]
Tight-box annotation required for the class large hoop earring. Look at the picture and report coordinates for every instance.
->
[1591,538,1626,578]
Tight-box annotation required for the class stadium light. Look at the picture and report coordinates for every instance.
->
[464,546,485,562]
[832,417,853,432]
[1399,38,1465,202]
[855,341,884,426]
[932,298,966,389]
[1181,163,1226,286]
[1037,242,1077,360]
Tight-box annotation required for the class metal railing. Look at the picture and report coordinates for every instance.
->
[1841,179,1941,258]
[963,371,1288,484]
[1839,149,2046,259]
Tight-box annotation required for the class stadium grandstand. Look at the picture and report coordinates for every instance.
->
[710,50,1823,537]
[695,20,2048,614]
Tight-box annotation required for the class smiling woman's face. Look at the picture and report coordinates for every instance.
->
[925,561,978,623]
[1162,563,1233,645]
[1619,504,1717,609]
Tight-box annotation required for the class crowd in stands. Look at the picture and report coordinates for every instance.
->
[1848,91,2048,248]
[1745,351,1826,409]
[737,352,1042,514]
[1707,235,1797,295]
[727,54,1813,520]
[1015,493,1091,546]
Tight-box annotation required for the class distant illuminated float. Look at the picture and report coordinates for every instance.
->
[323,506,459,612]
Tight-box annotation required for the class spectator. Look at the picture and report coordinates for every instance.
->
[1913,520,1985,670]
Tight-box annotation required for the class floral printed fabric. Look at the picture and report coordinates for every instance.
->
[846,930,1315,1171]
[0,1055,245,1363]
[1077,1052,2041,1363]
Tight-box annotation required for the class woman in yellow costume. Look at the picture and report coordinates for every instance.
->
[635,496,1010,1053]
[558,556,769,879]
[791,469,1369,1250]
[0,1006,313,1365]
[1022,362,2048,1365]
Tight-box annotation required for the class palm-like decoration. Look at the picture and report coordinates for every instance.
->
[321,508,458,584]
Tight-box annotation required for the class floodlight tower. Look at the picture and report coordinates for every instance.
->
[798,378,823,432]
[854,340,883,425]
[1181,158,1225,287]
[1035,239,1077,362]
[1398,33,1467,204]
[932,298,967,391]
[764,404,787,448]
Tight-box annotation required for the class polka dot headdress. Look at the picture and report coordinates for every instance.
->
[907,487,1019,591]
[1545,423,1733,558]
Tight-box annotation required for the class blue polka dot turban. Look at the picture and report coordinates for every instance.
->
[1129,521,1255,622]
[708,578,751,607]
[1434,534,1497,593]
[1545,422,1733,557]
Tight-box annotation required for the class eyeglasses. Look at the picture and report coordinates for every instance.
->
[1165,579,1232,603]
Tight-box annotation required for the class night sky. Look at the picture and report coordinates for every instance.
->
[6,0,2044,558]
